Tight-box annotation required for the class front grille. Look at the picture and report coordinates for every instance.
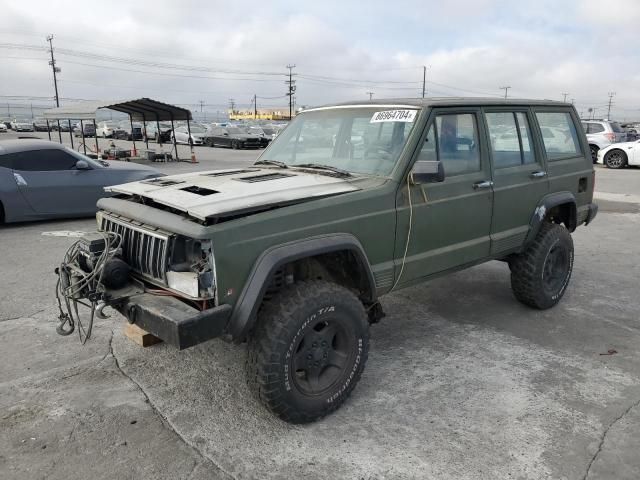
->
[100,214,172,283]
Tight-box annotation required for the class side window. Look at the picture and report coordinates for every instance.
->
[436,113,480,175]
[415,113,480,176]
[485,112,521,168]
[11,149,77,171]
[485,111,537,169]
[589,123,605,133]
[535,111,581,160]
[516,113,535,164]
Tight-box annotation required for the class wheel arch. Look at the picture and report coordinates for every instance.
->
[226,233,377,342]
[524,192,577,245]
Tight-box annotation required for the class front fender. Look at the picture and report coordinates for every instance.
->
[226,233,376,342]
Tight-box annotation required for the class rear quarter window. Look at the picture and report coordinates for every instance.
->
[535,111,582,160]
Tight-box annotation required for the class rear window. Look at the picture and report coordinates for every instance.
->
[535,112,582,160]
[610,122,624,133]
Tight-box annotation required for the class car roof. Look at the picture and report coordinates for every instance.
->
[305,97,571,110]
[0,139,67,155]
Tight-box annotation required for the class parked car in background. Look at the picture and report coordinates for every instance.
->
[624,128,638,141]
[171,124,207,145]
[581,120,627,163]
[113,121,143,141]
[244,126,271,147]
[11,119,34,132]
[0,139,163,223]
[596,139,640,169]
[145,121,173,143]
[97,121,118,138]
[73,122,96,137]
[0,123,7,133]
[205,126,262,149]
[1,120,11,129]
[33,118,50,132]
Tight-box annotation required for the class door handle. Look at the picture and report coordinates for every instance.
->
[530,171,547,178]
[473,180,493,189]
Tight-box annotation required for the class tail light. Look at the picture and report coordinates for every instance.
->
[604,132,615,142]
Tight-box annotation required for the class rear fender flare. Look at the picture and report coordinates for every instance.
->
[226,233,376,342]
[525,192,577,245]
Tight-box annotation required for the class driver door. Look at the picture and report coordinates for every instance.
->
[396,109,493,283]
[12,149,105,215]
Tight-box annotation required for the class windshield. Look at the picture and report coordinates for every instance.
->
[258,107,419,176]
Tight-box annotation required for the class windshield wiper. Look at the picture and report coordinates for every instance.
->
[292,163,352,177]
[254,159,288,168]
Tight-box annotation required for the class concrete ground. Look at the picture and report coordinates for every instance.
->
[1,131,639,479]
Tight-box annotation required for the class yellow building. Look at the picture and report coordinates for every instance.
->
[229,109,292,121]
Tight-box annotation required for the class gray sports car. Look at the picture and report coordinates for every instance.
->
[0,139,164,223]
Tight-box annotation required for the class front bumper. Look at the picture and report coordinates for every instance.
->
[115,292,231,349]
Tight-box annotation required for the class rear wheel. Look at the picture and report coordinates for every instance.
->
[604,149,627,169]
[589,145,599,164]
[231,140,239,149]
[510,222,574,309]
[247,280,370,424]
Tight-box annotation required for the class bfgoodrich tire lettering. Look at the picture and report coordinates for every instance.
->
[246,280,370,423]
[510,222,574,309]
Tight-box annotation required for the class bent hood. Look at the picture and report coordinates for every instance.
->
[104,168,360,221]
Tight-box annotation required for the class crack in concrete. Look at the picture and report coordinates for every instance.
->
[583,397,640,480]
[108,333,236,480]
[0,309,45,322]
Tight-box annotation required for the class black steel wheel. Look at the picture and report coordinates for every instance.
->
[604,150,627,169]
[247,280,370,423]
[510,222,574,309]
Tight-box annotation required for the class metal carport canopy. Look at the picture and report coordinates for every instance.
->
[42,98,193,121]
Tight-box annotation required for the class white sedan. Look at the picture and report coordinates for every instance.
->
[96,121,118,138]
[171,125,207,145]
[0,123,7,133]
[597,140,640,169]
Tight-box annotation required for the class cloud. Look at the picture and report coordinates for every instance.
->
[0,0,638,120]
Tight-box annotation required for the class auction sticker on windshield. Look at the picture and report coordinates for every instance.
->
[370,109,417,123]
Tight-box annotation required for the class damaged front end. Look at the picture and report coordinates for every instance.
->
[54,211,231,349]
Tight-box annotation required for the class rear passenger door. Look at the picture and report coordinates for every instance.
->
[483,109,549,255]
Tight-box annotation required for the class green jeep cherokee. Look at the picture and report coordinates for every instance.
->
[56,98,598,423]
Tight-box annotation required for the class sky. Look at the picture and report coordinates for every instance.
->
[1,0,639,120]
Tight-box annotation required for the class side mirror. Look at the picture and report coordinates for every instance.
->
[75,159,90,170]
[411,160,444,183]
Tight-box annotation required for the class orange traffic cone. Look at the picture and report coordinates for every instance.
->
[190,149,197,163]
[132,146,137,157]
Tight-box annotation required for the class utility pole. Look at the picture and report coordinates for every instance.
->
[366,91,374,100]
[607,92,616,119]
[562,92,569,103]
[253,94,257,119]
[286,64,296,120]
[422,66,427,98]
[228,98,235,119]
[198,100,204,112]
[499,86,511,99]
[46,35,60,107]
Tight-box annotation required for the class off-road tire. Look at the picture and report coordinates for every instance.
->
[510,222,574,310]
[246,280,370,424]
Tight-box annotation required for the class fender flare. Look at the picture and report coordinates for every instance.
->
[226,233,376,342]
[525,191,577,245]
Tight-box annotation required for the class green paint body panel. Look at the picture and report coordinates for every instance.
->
[97,98,597,341]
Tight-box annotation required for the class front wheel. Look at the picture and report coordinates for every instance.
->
[604,150,627,169]
[247,280,370,424]
[510,222,574,309]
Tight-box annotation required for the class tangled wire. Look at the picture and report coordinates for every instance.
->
[55,231,122,344]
